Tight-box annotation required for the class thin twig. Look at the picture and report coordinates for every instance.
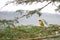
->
[19,1,52,19]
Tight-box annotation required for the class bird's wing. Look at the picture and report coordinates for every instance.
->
[43,19,48,25]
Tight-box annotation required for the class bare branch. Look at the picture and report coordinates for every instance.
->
[38,1,52,10]
[0,1,15,10]
[18,1,52,19]
[32,34,60,40]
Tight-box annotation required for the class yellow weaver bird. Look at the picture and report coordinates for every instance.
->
[38,20,44,27]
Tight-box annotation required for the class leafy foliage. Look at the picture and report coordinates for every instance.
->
[55,5,60,12]
[14,0,60,4]
[0,19,18,28]
[0,24,60,40]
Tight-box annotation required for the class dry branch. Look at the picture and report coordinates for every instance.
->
[32,34,60,40]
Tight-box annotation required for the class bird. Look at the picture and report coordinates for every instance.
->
[38,19,49,31]
[38,20,44,27]
[38,19,46,31]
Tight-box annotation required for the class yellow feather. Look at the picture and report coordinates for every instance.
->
[38,20,44,27]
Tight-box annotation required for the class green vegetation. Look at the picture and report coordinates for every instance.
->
[0,19,60,40]
[0,24,60,40]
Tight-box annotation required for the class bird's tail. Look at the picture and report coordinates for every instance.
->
[42,19,49,27]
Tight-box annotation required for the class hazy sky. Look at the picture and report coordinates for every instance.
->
[0,0,60,14]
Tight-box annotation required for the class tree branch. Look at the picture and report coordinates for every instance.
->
[32,34,60,40]
[0,1,14,10]
[38,1,52,10]
[18,1,52,19]
[0,1,52,19]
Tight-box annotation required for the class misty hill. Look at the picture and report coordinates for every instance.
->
[0,11,60,25]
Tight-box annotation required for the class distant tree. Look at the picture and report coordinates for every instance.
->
[0,18,18,28]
